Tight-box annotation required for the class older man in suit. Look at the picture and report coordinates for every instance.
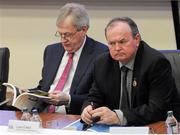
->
[32,3,107,114]
[81,17,180,125]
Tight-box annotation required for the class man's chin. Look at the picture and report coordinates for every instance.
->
[64,47,73,53]
[113,57,123,61]
[114,57,127,63]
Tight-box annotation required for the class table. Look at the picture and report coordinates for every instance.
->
[0,110,167,134]
[148,121,166,134]
[0,110,79,129]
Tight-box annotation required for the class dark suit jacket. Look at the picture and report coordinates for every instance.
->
[84,41,179,125]
[34,36,108,114]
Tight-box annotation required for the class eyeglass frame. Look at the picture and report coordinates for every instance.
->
[55,29,81,40]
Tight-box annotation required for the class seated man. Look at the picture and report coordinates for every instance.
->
[81,17,180,126]
[30,3,108,114]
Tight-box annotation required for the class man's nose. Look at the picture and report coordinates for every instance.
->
[114,43,122,50]
[60,37,68,43]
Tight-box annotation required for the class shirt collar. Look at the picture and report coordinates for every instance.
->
[119,54,136,71]
[65,36,86,57]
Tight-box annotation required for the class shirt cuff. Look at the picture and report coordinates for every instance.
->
[114,109,127,126]
[66,94,71,107]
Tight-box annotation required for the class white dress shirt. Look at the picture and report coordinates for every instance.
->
[49,37,86,113]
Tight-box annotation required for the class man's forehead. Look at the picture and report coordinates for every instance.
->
[108,22,130,31]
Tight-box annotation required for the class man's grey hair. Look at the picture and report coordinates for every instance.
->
[105,17,141,38]
[56,3,89,30]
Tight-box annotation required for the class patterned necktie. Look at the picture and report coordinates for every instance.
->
[48,53,74,113]
[55,53,74,91]
[120,66,130,109]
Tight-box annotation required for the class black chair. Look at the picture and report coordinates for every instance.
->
[0,47,10,108]
[161,50,180,96]
[161,50,180,120]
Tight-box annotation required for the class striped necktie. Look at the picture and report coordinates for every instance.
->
[48,53,74,113]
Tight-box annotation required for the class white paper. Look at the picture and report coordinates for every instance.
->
[109,127,149,134]
[8,120,40,132]
[0,125,109,135]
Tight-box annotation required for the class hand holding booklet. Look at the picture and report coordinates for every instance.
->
[3,83,51,112]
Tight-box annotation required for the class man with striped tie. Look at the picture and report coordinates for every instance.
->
[30,3,108,114]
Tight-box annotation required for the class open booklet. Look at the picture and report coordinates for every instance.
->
[3,83,51,112]
[64,119,120,132]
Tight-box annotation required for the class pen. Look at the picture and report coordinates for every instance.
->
[91,101,95,109]
[82,123,93,131]
[80,102,94,131]
[81,102,94,130]
[90,101,100,123]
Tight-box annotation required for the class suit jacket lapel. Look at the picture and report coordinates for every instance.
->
[45,45,65,88]
[112,60,121,108]
[131,42,144,105]
[70,37,95,94]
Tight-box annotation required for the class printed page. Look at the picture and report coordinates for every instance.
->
[2,83,19,105]
[3,83,51,112]
[13,93,51,112]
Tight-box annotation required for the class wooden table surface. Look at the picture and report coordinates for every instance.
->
[0,110,167,134]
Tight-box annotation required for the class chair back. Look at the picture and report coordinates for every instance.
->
[0,48,10,103]
[161,50,180,96]
[161,50,180,120]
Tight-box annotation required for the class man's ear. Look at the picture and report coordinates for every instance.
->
[81,26,88,33]
[135,34,141,47]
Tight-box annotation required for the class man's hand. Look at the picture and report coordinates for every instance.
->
[48,91,69,106]
[91,107,120,125]
[81,105,94,124]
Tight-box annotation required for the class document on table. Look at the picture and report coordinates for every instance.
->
[64,119,120,132]
[65,119,149,134]
[0,125,109,135]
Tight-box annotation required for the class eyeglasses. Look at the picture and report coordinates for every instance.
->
[55,30,79,40]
